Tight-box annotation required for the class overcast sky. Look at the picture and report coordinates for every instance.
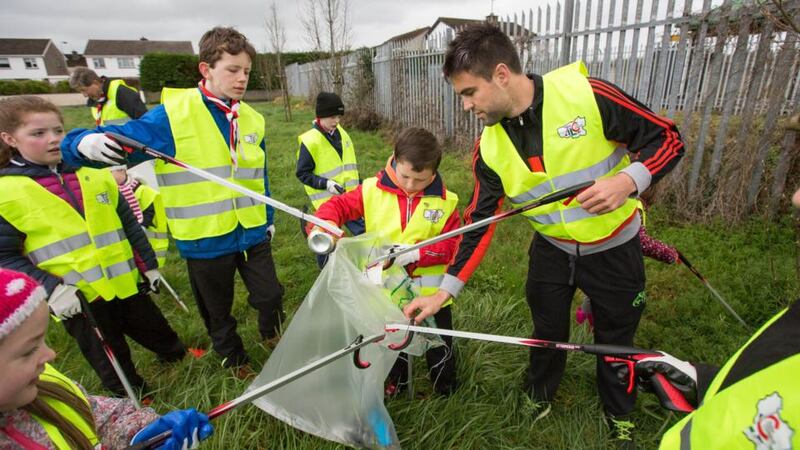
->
[3,0,536,54]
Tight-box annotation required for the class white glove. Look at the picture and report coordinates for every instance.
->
[267,224,276,241]
[143,269,162,293]
[48,284,82,320]
[326,180,345,195]
[77,133,127,165]
[388,244,420,267]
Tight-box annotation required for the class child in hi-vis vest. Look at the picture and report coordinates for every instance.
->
[310,128,461,396]
[0,268,212,450]
[0,96,187,399]
[60,28,285,377]
[296,92,365,267]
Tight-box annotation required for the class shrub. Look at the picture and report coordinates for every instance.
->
[53,80,72,93]
[139,53,200,92]
[0,80,23,95]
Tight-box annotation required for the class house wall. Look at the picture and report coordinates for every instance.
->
[85,55,141,78]
[0,55,50,80]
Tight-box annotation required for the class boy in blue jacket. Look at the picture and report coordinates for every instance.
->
[61,27,284,376]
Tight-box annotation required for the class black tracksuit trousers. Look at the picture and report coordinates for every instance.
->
[186,239,285,367]
[524,232,646,417]
[62,292,185,397]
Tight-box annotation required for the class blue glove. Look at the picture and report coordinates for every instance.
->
[131,409,213,450]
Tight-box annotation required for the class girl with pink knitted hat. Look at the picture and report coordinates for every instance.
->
[0,268,212,449]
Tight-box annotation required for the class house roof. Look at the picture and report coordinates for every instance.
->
[65,52,87,68]
[378,27,430,47]
[84,39,194,56]
[0,38,51,55]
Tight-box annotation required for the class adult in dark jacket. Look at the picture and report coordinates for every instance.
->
[70,67,147,125]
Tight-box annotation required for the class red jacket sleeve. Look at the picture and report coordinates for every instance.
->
[313,185,366,227]
[416,207,461,268]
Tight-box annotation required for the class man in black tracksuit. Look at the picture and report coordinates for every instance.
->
[403,23,684,447]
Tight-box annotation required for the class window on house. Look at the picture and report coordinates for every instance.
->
[118,57,135,69]
[23,58,39,69]
[93,58,106,69]
[0,58,10,69]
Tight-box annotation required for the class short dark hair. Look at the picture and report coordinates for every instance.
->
[69,67,101,90]
[442,23,522,81]
[394,127,442,172]
[199,27,256,67]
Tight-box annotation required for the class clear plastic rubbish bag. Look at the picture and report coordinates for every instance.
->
[249,233,442,449]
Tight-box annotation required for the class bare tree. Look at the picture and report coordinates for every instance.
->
[300,0,352,96]
[265,1,292,121]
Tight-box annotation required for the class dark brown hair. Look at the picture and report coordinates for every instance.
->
[0,96,63,168]
[199,27,256,67]
[23,380,97,449]
[394,127,442,172]
[442,22,522,81]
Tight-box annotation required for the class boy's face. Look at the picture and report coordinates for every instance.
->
[318,115,341,132]
[199,51,251,100]
[394,159,435,196]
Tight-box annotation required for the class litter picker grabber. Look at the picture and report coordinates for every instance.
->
[77,292,142,409]
[677,251,750,330]
[365,180,596,276]
[126,333,386,450]
[385,323,695,413]
[104,132,344,240]
[159,277,190,313]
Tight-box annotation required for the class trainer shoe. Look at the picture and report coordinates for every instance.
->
[606,415,636,449]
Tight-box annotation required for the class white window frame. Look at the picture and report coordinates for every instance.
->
[117,57,136,69]
[23,57,39,69]
[0,57,10,69]
[93,57,106,69]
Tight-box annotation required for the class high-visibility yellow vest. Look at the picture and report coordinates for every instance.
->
[157,88,267,241]
[297,125,359,209]
[479,61,638,243]
[660,307,800,449]
[134,183,169,267]
[32,364,100,450]
[0,168,139,301]
[91,79,135,125]
[362,177,458,305]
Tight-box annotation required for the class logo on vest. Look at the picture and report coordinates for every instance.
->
[243,133,258,144]
[744,392,794,449]
[423,208,444,224]
[557,116,587,139]
[95,192,111,205]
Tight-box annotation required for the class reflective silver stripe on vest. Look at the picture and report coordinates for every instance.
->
[680,419,692,450]
[343,179,359,188]
[93,229,126,248]
[155,250,168,259]
[104,258,136,279]
[62,266,105,285]
[27,233,92,264]
[234,196,261,209]
[309,191,333,201]
[318,163,358,179]
[527,206,597,225]
[165,196,263,219]
[509,148,627,205]
[412,275,444,288]
[165,199,233,219]
[156,166,231,187]
[145,230,169,240]
[234,167,264,180]
[103,118,130,125]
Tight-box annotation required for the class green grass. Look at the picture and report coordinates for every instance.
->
[49,102,799,449]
